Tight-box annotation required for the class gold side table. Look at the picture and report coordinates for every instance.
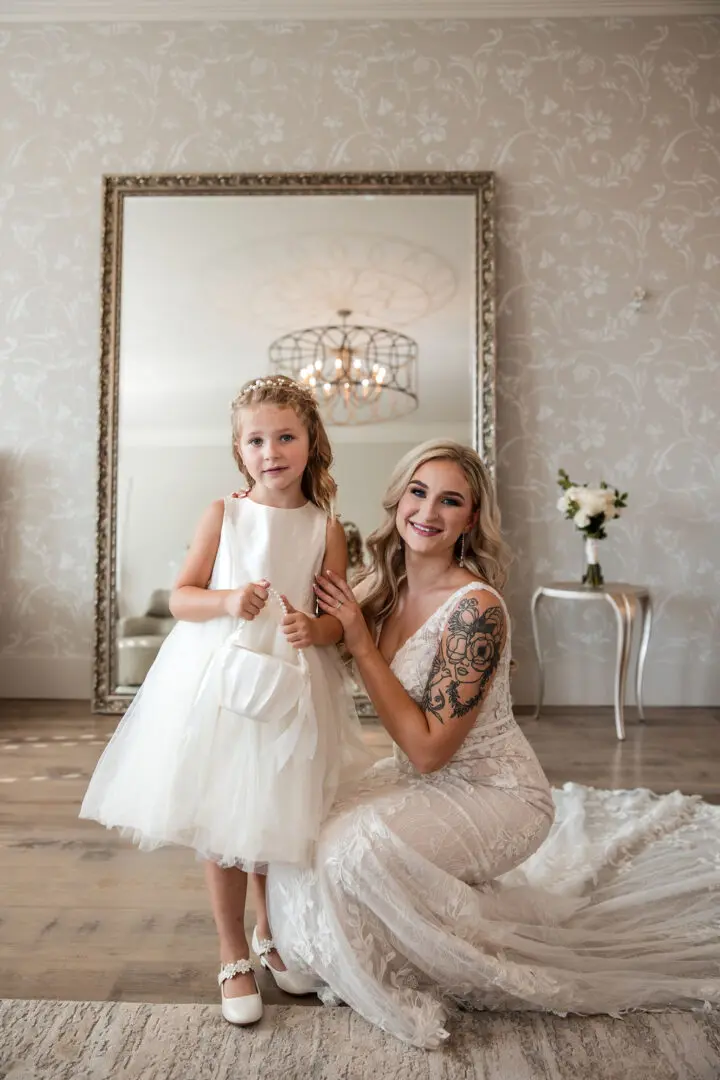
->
[530,582,653,741]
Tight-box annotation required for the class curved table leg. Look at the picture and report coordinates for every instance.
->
[604,593,635,741]
[635,593,653,722]
[530,588,545,721]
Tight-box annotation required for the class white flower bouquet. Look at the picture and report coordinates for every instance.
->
[556,468,628,587]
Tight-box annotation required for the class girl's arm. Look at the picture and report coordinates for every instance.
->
[170,500,268,622]
[311,517,348,645]
[314,574,506,774]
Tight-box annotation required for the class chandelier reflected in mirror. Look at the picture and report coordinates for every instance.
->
[268,310,419,426]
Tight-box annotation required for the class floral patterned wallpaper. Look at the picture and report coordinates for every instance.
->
[0,16,718,705]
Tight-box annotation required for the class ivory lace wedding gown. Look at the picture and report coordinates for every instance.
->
[268,583,720,1048]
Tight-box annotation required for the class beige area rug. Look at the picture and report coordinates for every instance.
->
[1,999,719,1080]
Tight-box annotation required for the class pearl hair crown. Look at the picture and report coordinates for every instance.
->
[232,375,317,409]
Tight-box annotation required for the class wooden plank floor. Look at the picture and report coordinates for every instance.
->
[0,700,718,1007]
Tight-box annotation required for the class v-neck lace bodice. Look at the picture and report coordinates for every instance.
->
[388,582,550,809]
[382,583,482,671]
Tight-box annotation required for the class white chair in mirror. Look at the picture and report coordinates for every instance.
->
[117,589,175,690]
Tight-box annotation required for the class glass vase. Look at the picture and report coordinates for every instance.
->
[582,536,604,588]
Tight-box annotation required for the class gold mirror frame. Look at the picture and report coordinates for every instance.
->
[93,171,496,713]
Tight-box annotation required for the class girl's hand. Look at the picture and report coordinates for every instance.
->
[224,580,270,620]
[314,571,373,657]
[281,598,314,649]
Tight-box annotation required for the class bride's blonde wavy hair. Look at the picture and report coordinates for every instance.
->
[355,440,511,629]
[230,375,336,515]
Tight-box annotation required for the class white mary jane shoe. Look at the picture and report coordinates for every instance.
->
[218,958,263,1025]
[252,927,320,997]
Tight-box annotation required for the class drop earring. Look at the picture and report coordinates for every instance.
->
[458,533,466,568]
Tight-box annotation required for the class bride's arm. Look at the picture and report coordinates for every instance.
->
[314,572,506,774]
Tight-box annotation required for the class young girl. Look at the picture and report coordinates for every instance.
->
[80,374,369,1026]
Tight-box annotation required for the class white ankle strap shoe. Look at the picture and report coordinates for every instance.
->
[218,958,263,1025]
[252,927,321,997]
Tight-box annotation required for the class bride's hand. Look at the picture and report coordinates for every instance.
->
[314,571,373,657]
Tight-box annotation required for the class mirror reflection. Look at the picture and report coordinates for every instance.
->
[114,193,478,694]
[93,175,495,708]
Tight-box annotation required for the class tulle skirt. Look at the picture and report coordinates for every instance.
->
[80,615,370,870]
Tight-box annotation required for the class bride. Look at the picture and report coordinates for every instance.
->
[266,439,720,1049]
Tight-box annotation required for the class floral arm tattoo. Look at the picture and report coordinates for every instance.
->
[420,599,506,724]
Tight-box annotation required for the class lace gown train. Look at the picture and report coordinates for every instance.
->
[267,583,720,1048]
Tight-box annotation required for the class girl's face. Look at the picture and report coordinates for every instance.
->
[396,458,474,560]
[238,404,310,493]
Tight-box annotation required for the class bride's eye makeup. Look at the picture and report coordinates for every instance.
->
[408,484,463,508]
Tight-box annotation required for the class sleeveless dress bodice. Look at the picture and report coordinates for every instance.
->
[214,495,326,615]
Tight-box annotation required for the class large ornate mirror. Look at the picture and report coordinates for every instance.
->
[94,171,496,713]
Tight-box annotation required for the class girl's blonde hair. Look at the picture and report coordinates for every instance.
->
[356,439,511,629]
[230,375,336,515]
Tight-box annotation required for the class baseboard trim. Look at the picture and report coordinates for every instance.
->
[0,656,715,708]
[0,657,92,700]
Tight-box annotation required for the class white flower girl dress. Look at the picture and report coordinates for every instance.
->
[81,494,370,869]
